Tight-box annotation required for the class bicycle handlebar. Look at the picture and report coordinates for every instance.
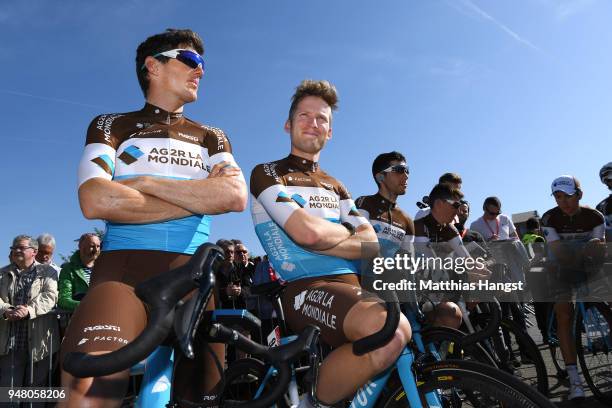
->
[458,301,501,347]
[352,290,401,356]
[63,243,223,378]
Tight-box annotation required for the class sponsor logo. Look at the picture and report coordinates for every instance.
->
[287,176,311,183]
[275,192,306,208]
[300,289,337,329]
[152,375,171,393]
[320,181,334,190]
[291,194,307,208]
[93,336,129,344]
[77,338,89,346]
[136,123,144,129]
[96,114,122,144]
[373,224,383,233]
[281,262,296,272]
[206,126,227,151]
[308,195,338,209]
[83,324,121,333]
[91,155,115,176]
[148,147,205,169]
[348,205,361,217]
[262,224,291,262]
[350,380,378,407]
[118,145,144,165]
[177,132,199,142]
[294,290,307,311]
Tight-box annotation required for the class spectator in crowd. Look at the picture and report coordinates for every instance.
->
[251,255,279,344]
[0,235,59,389]
[35,233,61,276]
[455,201,485,244]
[470,196,518,242]
[522,217,545,245]
[218,240,252,310]
[58,233,101,312]
[233,240,256,279]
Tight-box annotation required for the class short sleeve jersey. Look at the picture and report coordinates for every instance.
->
[77,103,240,254]
[355,193,414,257]
[414,213,463,249]
[250,154,369,282]
[541,206,605,243]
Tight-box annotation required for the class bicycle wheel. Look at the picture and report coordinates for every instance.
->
[421,326,497,366]
[375,360,555,408]
[576,303,612,405]
[472,312,549,396]
[221,357,289,408]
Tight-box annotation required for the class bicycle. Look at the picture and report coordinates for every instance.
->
[63,243,321,408]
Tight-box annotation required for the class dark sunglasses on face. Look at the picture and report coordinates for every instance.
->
[487,209,500,216]
[444,199,462,209]
[141,49,205,71]
[382,165,409,175]
[11,246,33,252]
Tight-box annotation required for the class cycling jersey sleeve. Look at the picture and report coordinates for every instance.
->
[77,114,122,187]
[336,183,369,228]
[400,216,415,252]
[202,126,245,185]
[250,163,301,228]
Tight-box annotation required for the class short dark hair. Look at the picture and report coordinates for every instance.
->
[215,239,233,249]
[288,80,338,122]
[483,196,502,210]
[231,239,244,246]
[371,151,407,185]
[439,172,462,185]
[526,217,540,231]
[428,183,464,206]
[136,29,204,97]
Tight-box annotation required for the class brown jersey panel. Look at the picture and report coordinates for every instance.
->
[541,206,604,234]
[414,213,458,242]
[250,162,284,198]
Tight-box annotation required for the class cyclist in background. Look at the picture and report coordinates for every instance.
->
[60,29,247,408]
[596,162,612,241]
[355,151,414,258]
[541,175,606,400]
[250,80,411,408]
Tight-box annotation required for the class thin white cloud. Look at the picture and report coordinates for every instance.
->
[457,0,541,52]
[0,89,109,110]
[555,0,597,21]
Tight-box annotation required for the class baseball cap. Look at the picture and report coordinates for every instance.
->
[551,175,580,195]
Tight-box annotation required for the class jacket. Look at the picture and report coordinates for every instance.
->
[58,251,90,311]
[0,261,59,362]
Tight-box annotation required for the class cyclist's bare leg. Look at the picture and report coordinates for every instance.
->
[425,301,462,329]
[315,301,411,404]
[58,356,129,408]
[555,302,577,364]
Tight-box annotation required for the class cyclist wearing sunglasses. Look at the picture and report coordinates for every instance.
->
[60,29,247,408]
[596,162,612,241]
[250,80,411,408]
[355,151,414,258]
[413,183,490,328]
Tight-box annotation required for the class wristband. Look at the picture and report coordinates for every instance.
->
[342,222,356,236]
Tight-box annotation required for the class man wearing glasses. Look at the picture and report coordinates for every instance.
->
[355,151,414,258]
[60,29,247,407]
[0,235,59,390]
[470,196,518,242]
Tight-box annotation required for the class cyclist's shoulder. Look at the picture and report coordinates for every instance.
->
[85,109,141,143]
[250,158,290,195]
[579,205,605,223]
[191,120,233,153]
[540,207,559,225]
[596,195,612,213]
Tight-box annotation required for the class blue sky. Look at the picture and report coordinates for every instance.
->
[1,0,610,260]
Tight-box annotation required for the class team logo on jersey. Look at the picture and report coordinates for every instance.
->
[348,205,361,217]
[294,290,307,311]
[373,224,383,233]
[118,145,144,165]
[91,154,115,176]
[276,192,306,208]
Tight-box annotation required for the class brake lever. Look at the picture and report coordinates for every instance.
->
[176,252,222,358]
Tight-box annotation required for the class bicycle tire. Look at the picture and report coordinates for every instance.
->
[471,312,549,396]
[421,326,497,366]
[575,303,612,405]
[375,359,555,408]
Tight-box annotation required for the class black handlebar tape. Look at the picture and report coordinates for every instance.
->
[458,301,502,348]
[352,301,400,356]
[63,243,223,377]
[224,361,291,408]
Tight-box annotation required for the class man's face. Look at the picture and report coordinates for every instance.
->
[36,244,55,264]
[235,244,249,265]
[11,239,37,266]
[223,245,235,263]
[285,96,332,157]
[79,236,101,260]
[554,191,580,215]
[605,179,612,190]
[484,205,500,220]
[434,197,461,224]
[457,203,469,225]
[153,46,203,104]
[379,160,409,195]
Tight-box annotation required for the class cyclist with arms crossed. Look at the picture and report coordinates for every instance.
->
[60,29,247,408]
[541,175,606,401]
[250,80,411,408]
